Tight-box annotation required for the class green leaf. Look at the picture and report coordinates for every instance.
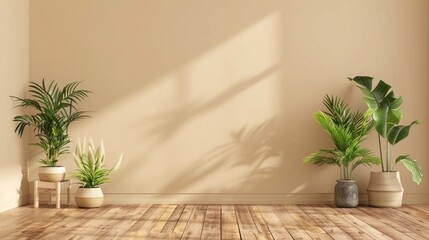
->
[304,95,377,179]
[348,76,373,91]
[10,80,91,166]
[387,121,419,145]
[397,155,422,185]
[371,80,391,103]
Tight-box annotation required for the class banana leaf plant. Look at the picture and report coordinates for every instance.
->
[304,95,379,180]
[11,80,91,167]
[349,76,421,184]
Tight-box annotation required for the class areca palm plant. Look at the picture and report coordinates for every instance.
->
[304,95,379,179]
[11,80,91,166]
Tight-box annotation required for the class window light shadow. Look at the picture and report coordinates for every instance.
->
[159,116,288,194]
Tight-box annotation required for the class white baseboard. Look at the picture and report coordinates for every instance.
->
[28,192,429,206]
[102,193,337,205]
[43,192,429,205]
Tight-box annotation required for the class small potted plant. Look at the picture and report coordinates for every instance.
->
[11,80,91,182]
[349,76,421,207]
[72,138,122,208]
[304,95,379,207]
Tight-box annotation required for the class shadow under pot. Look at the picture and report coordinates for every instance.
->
[75,187,104,208]
[335,179,358,208]
[38,166,66,182]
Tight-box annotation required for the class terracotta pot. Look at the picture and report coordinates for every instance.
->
[75,187,104,208]
[38,166,66,182]
[367,171,404,207]
[335,179,358,208]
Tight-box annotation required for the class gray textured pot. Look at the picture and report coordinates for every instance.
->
[335,179,358,208]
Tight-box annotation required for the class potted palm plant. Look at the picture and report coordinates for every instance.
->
[11,80,90,182]
[73,138,122,208]
[304,95,379,207]
[349,76,421,207]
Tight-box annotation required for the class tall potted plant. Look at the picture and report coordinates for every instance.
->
[11,80,91,182]
[349,76,421,207]
[73,138,122,208]
[304,95,379,207]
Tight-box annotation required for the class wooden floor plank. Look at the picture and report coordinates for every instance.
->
[284,205,333,240]
[68,205,121,240]
[111,204,152,239]
[2,204,429,239]
[314,205,373,240]
[393,206,429,229]
[200,205,221,240]
[181,205,207,240]
[150,205,178,234]
[248,206,274,240]
[335,208,392,240]
[162,204,186,234]
[342,207,414,240]
[126,204,157,233]
[221,205,241,240]
[257,205,294,240]
[43,206,104,239]
[408,204,429,215]
[357,207,428,240]
[173,205,195,235]
[0,207,52,239]
[133,204,169,238]
[236,205,260,240]
[274,204,310,239]
[299,205,353,240]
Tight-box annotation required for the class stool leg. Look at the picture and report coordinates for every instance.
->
[34,180,39,208]
[56,182,61,209]
[48,189,52,205]
[67,182,71,206]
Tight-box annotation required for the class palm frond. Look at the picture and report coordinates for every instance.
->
[304,95,378,179]
[11,80,91,166]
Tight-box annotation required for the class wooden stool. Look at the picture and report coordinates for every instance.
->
[34,179,71,209]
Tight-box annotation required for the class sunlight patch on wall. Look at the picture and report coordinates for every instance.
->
[63,12,284,194]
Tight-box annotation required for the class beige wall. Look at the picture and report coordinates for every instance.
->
[0,0,29,212]
[29,0,429,204]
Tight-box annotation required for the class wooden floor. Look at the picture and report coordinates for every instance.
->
[1,204,429,239]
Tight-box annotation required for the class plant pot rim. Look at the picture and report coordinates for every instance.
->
[78,186,101,189]
[39,165,65,168]
[336,179,356,182]
[370,171,399,173]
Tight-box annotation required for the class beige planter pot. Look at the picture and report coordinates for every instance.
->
[367,171,404,208]
[75,187,104,208]
[38,166,66,182]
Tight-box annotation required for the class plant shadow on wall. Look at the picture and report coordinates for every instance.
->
[34,1,284,110]
[160,116,287,194]
[16,161,28,206]
[141,66,278,150]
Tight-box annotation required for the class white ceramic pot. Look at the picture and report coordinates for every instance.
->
[38,166,66,182]
[367,171,404,207]
[75,187,104,208]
